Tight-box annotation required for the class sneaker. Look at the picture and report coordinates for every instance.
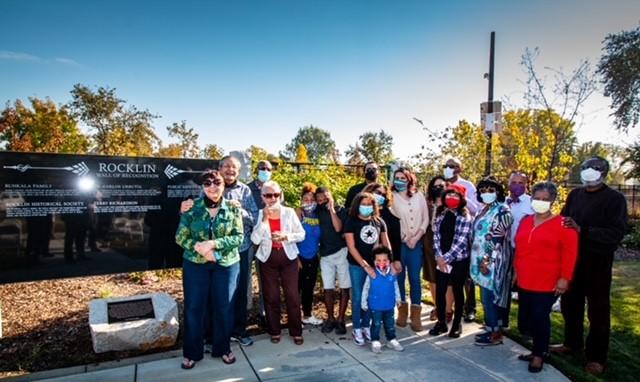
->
[552,299,561,312]
[474,330,491,340]
[302,315,324,326]
[352,329,365,346]
[474,332,503,346]
[387,339,404,352]
[362,327,371,342]
[231,336,254,346]
[511,291,518,301]
[321,320,335,333]
[371,340,382,353]
[335,321,347,335]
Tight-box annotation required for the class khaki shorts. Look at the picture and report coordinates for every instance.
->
[320,247,351,289]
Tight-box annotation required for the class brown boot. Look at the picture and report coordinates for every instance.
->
[410,304,423,332]
[397,302,409,327]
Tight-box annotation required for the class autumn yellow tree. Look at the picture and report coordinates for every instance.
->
[295,143,309,163]
[0,98,89,153]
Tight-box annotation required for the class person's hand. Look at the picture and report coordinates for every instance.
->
[562,217,581,233]
[554,278,569,295]
[406,236,418,249]
[272,231,287,242]
[227,199,241,209]
[180,199,194,214]
[297,259,302,270]
[202,250,216,263]
[392,260,402,274]
[364,265,376,278]
[262,207,270,222]
[436,257,448,272]
[327,193,336,213]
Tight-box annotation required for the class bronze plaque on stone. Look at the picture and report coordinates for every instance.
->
[107,298,155,323]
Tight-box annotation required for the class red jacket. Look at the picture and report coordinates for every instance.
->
[514,215,579,292]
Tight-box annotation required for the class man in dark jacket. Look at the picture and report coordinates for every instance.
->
[344,162,379,210]
[553,156,628,376]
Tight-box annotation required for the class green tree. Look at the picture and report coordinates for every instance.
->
[0,98,89,153]
[597,24,640,131]
[295,144,309,163]
[166,120,200,158]
[68,84,159,156]
[345,143,365,166]
[282,125,336,163]
[347,130,394,164]
[202,144,224,160]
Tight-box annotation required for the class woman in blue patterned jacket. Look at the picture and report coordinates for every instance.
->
[469,176,514,346]
[176,170,244,369]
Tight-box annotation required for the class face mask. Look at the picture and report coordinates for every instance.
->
[580,168,602,186]
[374,194,386,206]
[531,199,551,214]
[431,185,445,199]
[302,202,317,214]
[376,261,389,273]
[257,170,271,183]
[359,205,374,217]
[480,192,497,204]
[509,183,525,198]
[444,195,461,209]
[365,168,378,182]
[444,167,456,180]
[393,179,408,192]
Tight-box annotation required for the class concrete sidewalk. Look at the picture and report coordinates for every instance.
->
[8,311,569,382]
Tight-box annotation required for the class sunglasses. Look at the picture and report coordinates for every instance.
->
[443,164,459,169]
[263,193,281,199]
[258,166,271,171]
[203,180,223,188]
[478,187,497,193]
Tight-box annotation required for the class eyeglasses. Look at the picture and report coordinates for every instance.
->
[262,193,281,199]
[203,180,223,188]
[478,187,497,193]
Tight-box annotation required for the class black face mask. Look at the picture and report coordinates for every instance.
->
[204,196,220,208]
[431,185,445,199]
[365,168,378,182]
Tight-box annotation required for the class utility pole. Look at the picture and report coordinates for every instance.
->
[484,31,495,176]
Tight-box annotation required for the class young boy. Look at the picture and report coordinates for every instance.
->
[362,246,404,353]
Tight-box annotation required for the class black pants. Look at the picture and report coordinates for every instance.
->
[298,256,319,317]
[561,250,614,364]
[518,290,557,357]
[436,258,470,325]
[464,278,476,315]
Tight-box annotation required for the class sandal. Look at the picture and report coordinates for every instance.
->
[293,336,304,345]
[270,335,281,344]
[222,352,236,365]
[181,358,196,370]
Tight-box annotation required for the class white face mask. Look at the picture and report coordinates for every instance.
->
[444,167,455,180]
[580,168,602,185]
[531,199,551,214]
[480,192,497,204]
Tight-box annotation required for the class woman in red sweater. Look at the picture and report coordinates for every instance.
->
[514,181,578,373]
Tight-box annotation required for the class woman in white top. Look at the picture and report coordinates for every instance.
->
[251,181,306,345]
[390,167,430,331]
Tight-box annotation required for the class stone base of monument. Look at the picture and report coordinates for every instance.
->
[89,292,179,353]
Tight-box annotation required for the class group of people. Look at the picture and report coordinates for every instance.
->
[175,154,627,377]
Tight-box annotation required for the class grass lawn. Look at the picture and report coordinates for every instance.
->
[421,260,639,381]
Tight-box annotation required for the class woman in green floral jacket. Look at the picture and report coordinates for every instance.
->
[175,170,243,369]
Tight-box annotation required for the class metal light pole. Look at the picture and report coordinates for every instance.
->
[484,31,495,177]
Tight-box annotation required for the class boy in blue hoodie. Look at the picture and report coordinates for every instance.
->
[362,246,404,353]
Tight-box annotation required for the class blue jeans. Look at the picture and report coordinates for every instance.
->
[398,242,423,304]
[349,264,371,330]
[480,286,507,332]
[370,309,396,341]
[183,259,239,360]
[232,249,250,338]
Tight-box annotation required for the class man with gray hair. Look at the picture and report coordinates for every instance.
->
[551,156,627,376]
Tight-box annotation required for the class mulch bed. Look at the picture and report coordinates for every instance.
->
[1,248,638,378]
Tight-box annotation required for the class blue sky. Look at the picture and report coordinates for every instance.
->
[1,0,639,160]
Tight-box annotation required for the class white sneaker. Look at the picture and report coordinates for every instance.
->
[302,315,324,326]
[362,327,371,342]
[511,291,519,301]
[552,298,561,312]
[371,340,382,353]
[387,339,404,352]
[352,329,365,346]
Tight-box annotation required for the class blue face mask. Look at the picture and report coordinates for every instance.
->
[359,205,374,217]
[374,194,386,206]
[257,169,271,183]
[393,179,408,192]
